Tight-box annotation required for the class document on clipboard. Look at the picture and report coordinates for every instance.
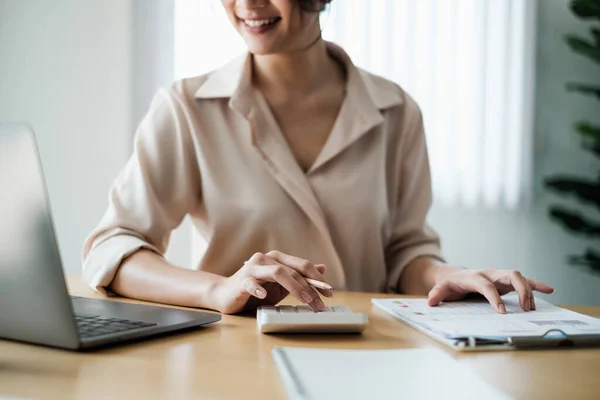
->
[371,294,600,351]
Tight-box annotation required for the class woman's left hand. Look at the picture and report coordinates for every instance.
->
[427,269,555,313]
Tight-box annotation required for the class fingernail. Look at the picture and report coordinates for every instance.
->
[256,289,265,298]
[499,303,506,314]
[531,297,536,310]
[315,298,325,311]
[301,291,313,304]
[525,298,531,311]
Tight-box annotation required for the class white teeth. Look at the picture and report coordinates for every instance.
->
[244,18,278,28]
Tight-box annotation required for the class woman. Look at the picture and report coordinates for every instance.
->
[83,0,554,314]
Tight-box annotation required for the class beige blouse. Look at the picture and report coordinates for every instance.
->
[82,42,443,295]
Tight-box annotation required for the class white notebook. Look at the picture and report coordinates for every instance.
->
[272,347,509,400]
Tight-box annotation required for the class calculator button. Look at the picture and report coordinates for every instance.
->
[332,306,351,312]
[260,306,277,313]
[296,306,314,313]
[278,306,298,313]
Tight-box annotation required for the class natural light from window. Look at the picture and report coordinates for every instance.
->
[174,0,536,210]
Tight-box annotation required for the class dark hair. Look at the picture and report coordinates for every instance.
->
[298,0,333,12]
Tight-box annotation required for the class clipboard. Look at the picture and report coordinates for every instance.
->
[371,297,600,351]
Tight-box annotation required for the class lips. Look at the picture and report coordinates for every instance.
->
[243,17,280,28]
[239,16,281,34]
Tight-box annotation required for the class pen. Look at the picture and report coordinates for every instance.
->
[305,278,334,291]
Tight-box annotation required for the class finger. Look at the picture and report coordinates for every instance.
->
[245,253,320,302]
[526,279,555,294]
[267,252,332,299]
[427,284,452,307]
[471,275,506,313]
[242,277,267,299]
[266,251,327,282]
[246,252,271,266]
[521,276,536,310]
[289,269,326,311]
[506,271,532,311]
[313,264,333,297]
[249,263,324,311]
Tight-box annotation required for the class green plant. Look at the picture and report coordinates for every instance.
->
[545,0,600,273]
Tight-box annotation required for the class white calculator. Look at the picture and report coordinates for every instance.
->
[257,305,368,333]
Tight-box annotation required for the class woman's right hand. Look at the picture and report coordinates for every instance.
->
[214,251,334,314]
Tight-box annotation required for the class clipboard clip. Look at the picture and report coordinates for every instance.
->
[453,329,600,349]
[452,336,509,349]
[540,329,569,338]
[508,329,600,348]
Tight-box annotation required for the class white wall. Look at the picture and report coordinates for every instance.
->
[429,0,600,306]
[0,0,133,275]
[0,0,193,275]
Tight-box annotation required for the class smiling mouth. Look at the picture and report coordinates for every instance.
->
[240,17,281,29]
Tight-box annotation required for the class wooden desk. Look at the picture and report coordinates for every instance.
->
[1,277,599,400]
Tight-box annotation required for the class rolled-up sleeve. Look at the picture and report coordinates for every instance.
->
[82,88,200,294]
[385,99,443,293]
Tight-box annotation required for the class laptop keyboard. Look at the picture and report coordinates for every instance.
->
[75,314,157,338]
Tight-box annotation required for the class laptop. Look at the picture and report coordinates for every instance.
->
[0,123,221,350]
